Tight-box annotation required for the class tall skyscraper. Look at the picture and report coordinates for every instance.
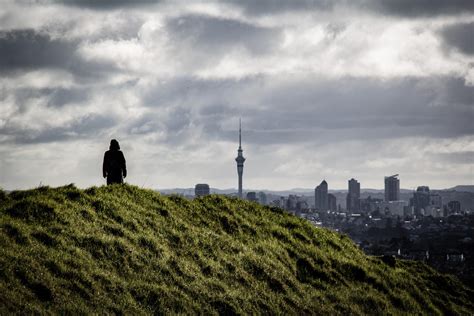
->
[346,178,360,212]
[384,174,400,202]
[235,119,245,198]
[315,180,328,211]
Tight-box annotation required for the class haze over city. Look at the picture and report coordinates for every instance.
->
[0,0,473,190]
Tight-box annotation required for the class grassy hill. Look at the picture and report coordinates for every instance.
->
[0,184,473,314]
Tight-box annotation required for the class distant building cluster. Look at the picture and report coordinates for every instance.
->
[189,120,465,221]
[409,186,444,217]
[246,191,267,205]
[263,173,465,221]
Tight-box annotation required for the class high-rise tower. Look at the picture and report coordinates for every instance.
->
[315,180,328,211]
[346,178,360,212]
[384,174,400,201]
[235,119,246,198]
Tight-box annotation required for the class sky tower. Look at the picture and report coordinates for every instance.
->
[235,119,246,198]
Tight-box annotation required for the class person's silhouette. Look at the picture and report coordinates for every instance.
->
[103,139,127,185]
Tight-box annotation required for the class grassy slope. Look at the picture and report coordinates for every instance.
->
[0,184,473,315]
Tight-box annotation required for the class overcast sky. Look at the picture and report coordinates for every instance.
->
[0,0,473,191]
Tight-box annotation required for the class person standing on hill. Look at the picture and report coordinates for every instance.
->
[103,139,127,185]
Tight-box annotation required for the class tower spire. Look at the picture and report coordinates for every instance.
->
[239,118,242,149]
[235,118,245,198]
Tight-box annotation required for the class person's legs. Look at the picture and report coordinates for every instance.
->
[107,173,123,185]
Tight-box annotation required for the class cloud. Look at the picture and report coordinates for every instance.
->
[166,14,283,55]
[220,0,474,17]
[50,0,334,14]
[0,29,117,78]
[55,0,162,10]
[440,22,474,55]
[46,87,90,107]
[233,0,474,17]
[5,73,467,151]
[228,0,335,15]
[367,0,474,17]
[0,113,116,144]
[11,87,90,108]
[0,29,76,71]
[27,0,474,18]
[257,76,473,141]
[131,75,474,148]
[159,15,469,81]
[435,151,474,164]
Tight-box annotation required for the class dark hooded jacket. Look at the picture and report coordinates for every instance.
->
[103,139,127,184]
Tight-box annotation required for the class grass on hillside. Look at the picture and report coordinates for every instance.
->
[0,184,473,314]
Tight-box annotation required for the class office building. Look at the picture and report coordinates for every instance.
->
[384,174,400,202]
[429,193,442,208]
[360,196,384,214]
[346,178,360,212]
[379,200,407,217]
[286,195,298,211]
[246,191,258,202]
[411,186,430,216]
[315,180,328,211]
[447,201,461,214]
[194,184,210,197]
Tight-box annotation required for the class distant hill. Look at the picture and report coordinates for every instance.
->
[448,185,474,193]
[359,188,413,194]
[1,184,473,314]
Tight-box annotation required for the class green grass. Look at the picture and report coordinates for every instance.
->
[0,184,473,314]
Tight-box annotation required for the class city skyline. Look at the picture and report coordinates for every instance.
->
[159,183,473,193]
[0,1,473,190]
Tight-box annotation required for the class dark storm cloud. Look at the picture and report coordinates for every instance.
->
[0,29,116,77]
[367,0,474,17]
[228,0,335,15]
[430,76,474,105]
[0,114,116,144]
[46,0,474,17]
[56,0,161,9]
[440,22,474,55]
[226,0,474,17]
[137,75,474,146]
[251,76,474,141]
[0,29,76,71]
[54,0,333,13]
[166,15,283,55]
